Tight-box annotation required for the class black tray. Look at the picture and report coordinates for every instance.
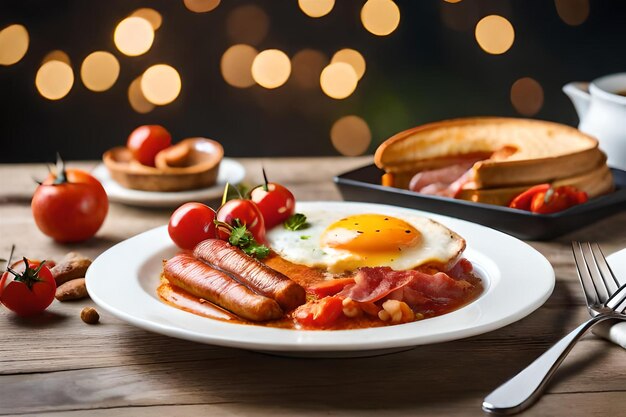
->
[334,165,626,241]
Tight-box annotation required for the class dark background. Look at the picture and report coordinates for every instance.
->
[1,0,625,163]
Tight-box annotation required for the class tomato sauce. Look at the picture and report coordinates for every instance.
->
[157,254,484,330]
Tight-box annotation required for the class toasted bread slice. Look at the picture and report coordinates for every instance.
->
[456,163,614,206]
[375,117,605,188]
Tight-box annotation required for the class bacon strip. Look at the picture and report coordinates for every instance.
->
[163,253,283,322]
[194,239,306,311]
[338,266,473,305]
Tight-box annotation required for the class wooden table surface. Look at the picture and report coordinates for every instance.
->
[1,157,625,417]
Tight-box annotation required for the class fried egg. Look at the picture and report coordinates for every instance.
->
[267,208,465,274]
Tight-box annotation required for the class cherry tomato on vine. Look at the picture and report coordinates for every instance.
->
[127,125,172,167]
[168,202,217,250]
[32,155,108,243]
[250,183,296,230]
[0,258,56,316]
[216,199,266,243]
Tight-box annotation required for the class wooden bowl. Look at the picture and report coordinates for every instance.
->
[103,138,224,192]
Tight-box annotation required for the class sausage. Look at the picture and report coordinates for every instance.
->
[194,239,306,311]
[163,253,283,322]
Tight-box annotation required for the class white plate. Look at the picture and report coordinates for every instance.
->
[608,248,626,285]
[86,201,555,357]
[91,158,246,208]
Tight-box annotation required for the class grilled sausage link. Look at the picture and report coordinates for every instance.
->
[163,253,283,322]
[194,239,306,311]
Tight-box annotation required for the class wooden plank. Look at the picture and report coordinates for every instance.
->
[12,391,625,417]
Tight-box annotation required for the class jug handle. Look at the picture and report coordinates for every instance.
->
[562,82,591,123]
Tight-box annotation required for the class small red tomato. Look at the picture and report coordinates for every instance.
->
[508,184,550,211]
[530,186,589,214]
[250,183,296,230]
[294,296,344,329]
[32,157,109,243]
[0,258,57,316]
[127,125,172,167]
[216,199,266,243]
[308,278,355,298]
[168,202,217,250]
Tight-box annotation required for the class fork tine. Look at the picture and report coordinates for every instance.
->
[583,242,613,303]
[591,242,621,295]
[606,283,626,312]
[572,241,600,308]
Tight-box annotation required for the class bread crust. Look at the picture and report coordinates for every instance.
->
[375,117,603,189]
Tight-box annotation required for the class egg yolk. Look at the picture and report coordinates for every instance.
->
[320,214,421,253]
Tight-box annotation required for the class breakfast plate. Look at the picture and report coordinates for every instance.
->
[86,201,555,357]
[91,158,246,208]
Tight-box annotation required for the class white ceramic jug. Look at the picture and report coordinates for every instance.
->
[563,73,626,171]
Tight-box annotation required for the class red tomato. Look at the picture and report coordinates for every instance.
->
[530,186,589,214]
[32,163,109,243]
[127,125,172,167]
[308,278,355,298]
[508,184,550,211]
[168,202,217,250]
[249,183,296,229]
[0,258,56,316]
[294,296,344,329]
[216,199,266,243]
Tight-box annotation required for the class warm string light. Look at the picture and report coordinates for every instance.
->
[128,76,155,113]
[475,15,515,55]
[361,0,401,36]
[130,8,163,31]
[320,62,358,99]
[114,17,154,56]
[555,0,590,26]
[331,116,372,156]
[298,0,335,18]
[252,49,291,89]
[0,24,29,66]
[183,0,221,13]
[140,64,182,105]
[42,50,71,65]
[226,5,269,45]
[221,44,258,88]
[331,49,366,80]
[510,77,544,116]
[36,60,74,100]
[291,49,328,90]
[81,51,120,92]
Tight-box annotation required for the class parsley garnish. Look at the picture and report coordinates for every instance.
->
[284,213,308,231]
[216,219,270,259]
[300,235,310,240]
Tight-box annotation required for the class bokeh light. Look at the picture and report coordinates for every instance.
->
[555,0,590,26]
[226,5,269,45]
[291,49,328,89]
[221,44,258,88]
[130,8,163,30]
[320,62,358,99]
[331,116,372,156]
[36,60,74,100]
[444,0,463,3]
[361,0,401,36]
[183,0,220,13]
[510,77,544,116]
[331,49,366,80]
[251,49,291,89]
[475,15,515,55]
[0,24,29,66]
[141,64,182,105]
[114,17,154,56]
[298,0,335,18]
[42,50,71,65]
[128,76,154,114]
[80,51,120,92]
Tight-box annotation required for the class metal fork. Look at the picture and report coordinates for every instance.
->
[482,242,626,414]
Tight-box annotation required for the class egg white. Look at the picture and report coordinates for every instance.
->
[267,207,465,274]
